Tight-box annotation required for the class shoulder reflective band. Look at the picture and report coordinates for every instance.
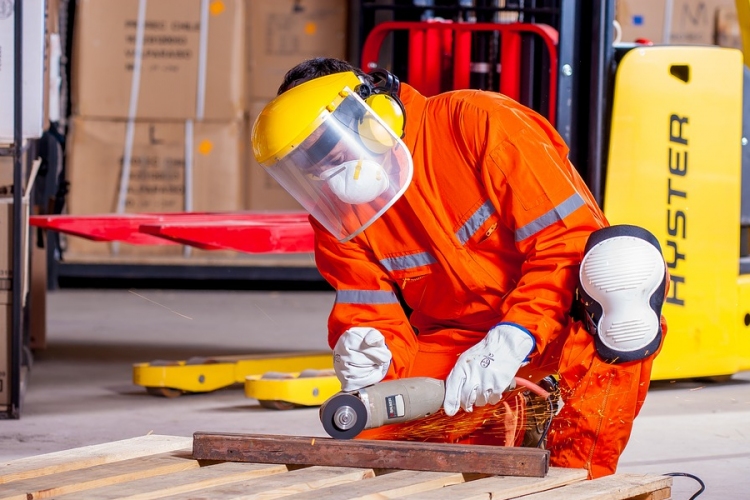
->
[335,290,399,304]
[515,193,585,241]
[380,252,436,271]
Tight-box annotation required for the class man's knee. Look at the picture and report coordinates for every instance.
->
[577,225,668,364]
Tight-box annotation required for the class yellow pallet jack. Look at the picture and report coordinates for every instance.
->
[133,352,335,404]
[244,370,340,410]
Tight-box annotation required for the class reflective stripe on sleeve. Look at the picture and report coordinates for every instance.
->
[515,193,585,241]
[456,200,496,244]
[379,252,436,271]
[335,290,400,304]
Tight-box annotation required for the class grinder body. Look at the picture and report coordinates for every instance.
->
[320,377,445,439]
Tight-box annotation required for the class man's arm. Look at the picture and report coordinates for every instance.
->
[312,217,420,385]
[483,123,607,355]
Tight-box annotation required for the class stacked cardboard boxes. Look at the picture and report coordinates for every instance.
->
[66,0,349,261]
[244,0,348,211]
[616,0,740,47]
[67,0,246,258]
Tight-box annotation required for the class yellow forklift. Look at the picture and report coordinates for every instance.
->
[350,0,750,381]
[135,0,750,406]
[603,0,750,380]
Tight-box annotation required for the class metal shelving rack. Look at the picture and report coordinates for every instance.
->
[0,0,29,419]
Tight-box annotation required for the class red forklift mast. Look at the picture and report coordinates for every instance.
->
[349,0,615,207]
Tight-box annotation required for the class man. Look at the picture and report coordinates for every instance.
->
[251,57,668,478]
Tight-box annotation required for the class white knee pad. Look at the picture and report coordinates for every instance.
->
[578,225,667,363]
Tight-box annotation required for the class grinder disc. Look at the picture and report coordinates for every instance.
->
[320,393,368,439]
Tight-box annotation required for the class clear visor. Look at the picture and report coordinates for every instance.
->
[264,92,413,242]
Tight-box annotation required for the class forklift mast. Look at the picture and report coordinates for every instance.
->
[350,0,616,206]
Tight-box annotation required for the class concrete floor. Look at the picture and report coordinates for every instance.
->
[2,288,749,499]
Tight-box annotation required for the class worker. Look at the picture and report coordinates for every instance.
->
[251,57,669,479]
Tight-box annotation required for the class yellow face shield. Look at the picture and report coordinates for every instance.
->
[252,81,413,242]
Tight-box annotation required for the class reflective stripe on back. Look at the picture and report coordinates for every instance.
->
[380,252,436,271]
[515,193,585,241]
[456,200,496,245]
[335,290,400,304]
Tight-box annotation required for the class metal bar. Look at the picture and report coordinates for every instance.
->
[358,3,559,16]
[555,0,580,156]
[55,263,323,282]
[452,30,472,90]
[348,0,363,68]
[500,31,522,101]
[360,21,558,121]
[192,432,550,477]
[586,0,615,206]
[9,0,24,420]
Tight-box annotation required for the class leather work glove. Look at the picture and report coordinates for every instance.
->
[443,323,535,416]
[333,327,392,392]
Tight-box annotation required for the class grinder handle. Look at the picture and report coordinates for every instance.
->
[360,377,445,429]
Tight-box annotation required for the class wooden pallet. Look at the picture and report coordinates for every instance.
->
[0,435,672,500]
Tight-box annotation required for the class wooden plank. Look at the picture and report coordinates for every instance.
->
[281,470,465,500]
[0,450,198,500]
[519,473,672,500]
[0,435,192,485]
[399,467,589,500]
[52,462,289,500]
[156,466,375,500]
[192,433,550,478]
[630,488,671,500]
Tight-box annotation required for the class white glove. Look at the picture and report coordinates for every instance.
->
[443,323,534,416]
[333,327,392,392]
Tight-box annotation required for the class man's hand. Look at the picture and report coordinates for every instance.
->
[443,323,535,416]
[333,327,392,391]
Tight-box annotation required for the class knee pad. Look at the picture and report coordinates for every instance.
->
[578,225,667,364]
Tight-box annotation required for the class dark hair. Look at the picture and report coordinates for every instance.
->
[277,57,371,95]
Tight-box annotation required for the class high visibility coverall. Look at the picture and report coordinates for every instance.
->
[313,84,662,478]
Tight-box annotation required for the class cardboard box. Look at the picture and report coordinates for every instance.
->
[246,0,348,100]
[0,155,17,193]
[48,0,61,34]
[715,6,742,49]
[0,0,46,142]
[617,0,737,45]
[245,100,302,211]
[0,303,10,406]
[0,196,30,305]
[670,0,719,44]
[72,0,245,121]
[617,0,667,44]
[66,116,245,256]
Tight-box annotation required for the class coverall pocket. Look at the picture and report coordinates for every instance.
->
[392,268,431,311]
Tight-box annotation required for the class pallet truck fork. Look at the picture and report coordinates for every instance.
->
[244,370,340,410]
[132,352,333,399]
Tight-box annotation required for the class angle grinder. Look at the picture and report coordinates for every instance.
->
[319,377,446,439]
[319,376,551,439]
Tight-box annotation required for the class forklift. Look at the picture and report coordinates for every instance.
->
[348,0,750,381]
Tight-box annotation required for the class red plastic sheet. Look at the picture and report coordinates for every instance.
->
[29,212,314,253]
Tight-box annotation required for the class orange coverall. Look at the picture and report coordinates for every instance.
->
[313,83,662,478]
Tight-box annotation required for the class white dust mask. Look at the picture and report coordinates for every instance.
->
[321,159,390,204]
